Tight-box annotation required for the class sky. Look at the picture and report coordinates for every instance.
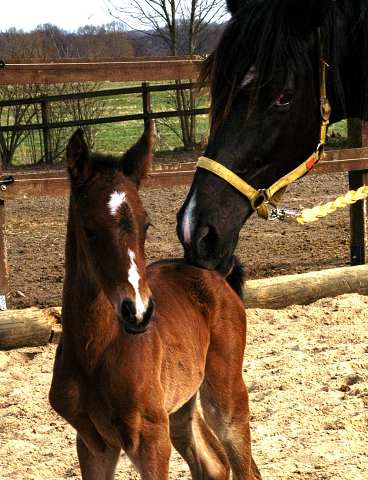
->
[0,0,118,33]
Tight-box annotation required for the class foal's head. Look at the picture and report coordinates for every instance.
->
[66,122,155,334]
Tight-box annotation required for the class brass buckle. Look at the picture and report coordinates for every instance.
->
[320,98,331,122]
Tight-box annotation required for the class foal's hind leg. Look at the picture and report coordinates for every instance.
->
[169,393,230,480]
[77,433,120,480]
[200,344,262,479]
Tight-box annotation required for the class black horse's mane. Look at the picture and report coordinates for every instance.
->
[200,0,368,127]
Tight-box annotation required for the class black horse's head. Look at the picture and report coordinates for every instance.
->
[177,0,368,273]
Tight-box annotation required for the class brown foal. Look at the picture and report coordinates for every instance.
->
[49,122,261,480]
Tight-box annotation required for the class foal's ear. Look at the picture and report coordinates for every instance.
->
[119,120,155,188]
[66,129,89,185]
[289,0,333,34]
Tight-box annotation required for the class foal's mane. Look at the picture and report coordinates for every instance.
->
[89,153,121,178]
[200,0,368,128]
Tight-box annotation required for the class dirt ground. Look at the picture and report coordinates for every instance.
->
[1,158,368,479]
[4,167,351,310]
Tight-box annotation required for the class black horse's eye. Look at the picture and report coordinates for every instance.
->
[274,91,293,107]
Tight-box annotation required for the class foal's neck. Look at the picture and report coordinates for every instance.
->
[62,200,120,353]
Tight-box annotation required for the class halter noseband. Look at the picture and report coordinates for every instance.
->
[196,29,331,220]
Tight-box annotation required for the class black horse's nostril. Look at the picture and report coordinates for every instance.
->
[196,225,218,261]
[121,298,137,325]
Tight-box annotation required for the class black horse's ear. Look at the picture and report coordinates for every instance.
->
[289,0,333,34]
[119,120,155,188]
[226,0,243,15]
[66,129,89,185]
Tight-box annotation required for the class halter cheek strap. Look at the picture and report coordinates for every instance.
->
[197,147,323,219]
[196,28,330,220]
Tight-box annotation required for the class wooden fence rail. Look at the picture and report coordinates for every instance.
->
[1,58,368,312]
[0,56,203,84]
[0,82,208,132]
[0,81,207,165]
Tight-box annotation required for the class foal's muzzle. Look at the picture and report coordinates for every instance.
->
[118,295,155,334]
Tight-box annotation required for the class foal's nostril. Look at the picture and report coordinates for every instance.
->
[119,296,155,334]
[121,298,137,325]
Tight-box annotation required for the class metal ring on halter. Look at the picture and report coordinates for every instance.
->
[250,189,269,210]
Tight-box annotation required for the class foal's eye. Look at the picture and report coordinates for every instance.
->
[274,91,293,107]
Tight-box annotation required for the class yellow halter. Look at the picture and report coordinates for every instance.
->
[196,29,331,221]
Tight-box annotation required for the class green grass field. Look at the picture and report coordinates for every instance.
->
[1,80,348,166]
[93,81,210,155]
[1,81,210,166]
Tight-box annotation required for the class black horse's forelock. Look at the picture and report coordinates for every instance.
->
[200,0,368,128]
[199,0,313,128]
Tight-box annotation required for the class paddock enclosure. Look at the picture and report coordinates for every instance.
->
[0,58,368,479]
[1,57,368,310]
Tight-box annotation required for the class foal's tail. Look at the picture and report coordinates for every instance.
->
[225,256,246,305]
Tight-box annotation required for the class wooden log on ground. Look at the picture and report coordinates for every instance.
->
[0,307,61,351]
[243,264,368,309]
[1,264,368,350]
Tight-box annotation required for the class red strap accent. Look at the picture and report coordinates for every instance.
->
[306,156,315,171]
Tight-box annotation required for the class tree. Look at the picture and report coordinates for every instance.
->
[0,84,38,165]
[73,23,134,58]
[2,25,71,59]
[0,25,126,165]
[105,0,227,149]
[0,82,111,165]
[0,23,134,60]
[106,0,225,56]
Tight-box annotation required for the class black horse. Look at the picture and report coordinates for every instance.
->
[177,0,368,274]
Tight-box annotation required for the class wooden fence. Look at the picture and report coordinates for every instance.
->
[1,57,368,311]
[0,81,207,164]
[0,56,206,165]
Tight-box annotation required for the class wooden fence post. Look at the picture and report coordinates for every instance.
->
[0,157,9,310]
[40,95,53,165]
[142,82,151,122]
[347,119,368,265]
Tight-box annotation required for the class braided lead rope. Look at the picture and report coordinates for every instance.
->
[296,186,368,225]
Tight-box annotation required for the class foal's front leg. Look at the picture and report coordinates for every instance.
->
[120,409,172,479]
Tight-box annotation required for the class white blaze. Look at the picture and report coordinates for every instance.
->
[128,249,145,319]
[108,191,126,216]
[182,192,197,244]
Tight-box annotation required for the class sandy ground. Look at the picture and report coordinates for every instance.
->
[1,292,367,479]
[1,162,367,478]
